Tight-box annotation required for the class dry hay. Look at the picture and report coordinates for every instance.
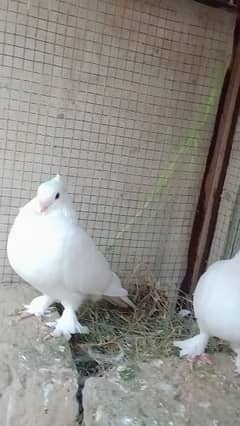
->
[71,266,198,373]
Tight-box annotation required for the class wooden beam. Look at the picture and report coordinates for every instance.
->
[193,0,239,12]
[179,13,240,302]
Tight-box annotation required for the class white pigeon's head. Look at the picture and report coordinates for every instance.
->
[36,175,65,213]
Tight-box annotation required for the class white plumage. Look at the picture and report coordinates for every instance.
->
[7,175,134,339]
[174,254,240,371]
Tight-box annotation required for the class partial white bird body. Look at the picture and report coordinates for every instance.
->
[174,253,240,371]
[7,175,134,339]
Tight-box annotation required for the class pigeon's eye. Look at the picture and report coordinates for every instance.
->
[55,192,60,200]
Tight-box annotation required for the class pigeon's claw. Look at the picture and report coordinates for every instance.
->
[17,311,36,321]
[16,295,55,321]
[25,295,54,316]
[187,353,213,370]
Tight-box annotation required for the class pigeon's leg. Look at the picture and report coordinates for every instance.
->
[235,354,240,374]
[231,345,240,374]
[48,303,89,340]
[19,295,55,319]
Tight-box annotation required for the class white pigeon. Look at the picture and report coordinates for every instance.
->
[7,175,135,340]
[174,253,240,372]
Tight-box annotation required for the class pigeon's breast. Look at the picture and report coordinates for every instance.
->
[7,212,64,291]
[194,261,240,343]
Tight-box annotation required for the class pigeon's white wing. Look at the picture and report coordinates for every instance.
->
[61,224,126,298]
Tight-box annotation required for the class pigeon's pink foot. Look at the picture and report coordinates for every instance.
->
[187,353,212,369]
[18,295,55,320]
[17,311,36,321]
[16,295,55,321]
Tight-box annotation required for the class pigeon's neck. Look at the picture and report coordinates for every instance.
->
[61,204,77,223]
[47,199,77,223]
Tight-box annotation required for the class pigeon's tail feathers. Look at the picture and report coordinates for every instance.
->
[104,272,127,298]
[104,273,135,309]
[119,295,136,310]
[173,333,209,358]
[105,295,136,310]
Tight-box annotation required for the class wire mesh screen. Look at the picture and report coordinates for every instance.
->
[209,113,240,264]
[0,0,235,298]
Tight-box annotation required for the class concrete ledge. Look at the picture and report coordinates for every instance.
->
[83,355,240,426]
[0,283,78,426]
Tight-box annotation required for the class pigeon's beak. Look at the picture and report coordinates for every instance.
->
[38,198,50,213]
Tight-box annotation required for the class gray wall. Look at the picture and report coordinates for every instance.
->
[0,0,235,295]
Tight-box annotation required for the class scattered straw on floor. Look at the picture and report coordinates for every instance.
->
[71,267,231,376]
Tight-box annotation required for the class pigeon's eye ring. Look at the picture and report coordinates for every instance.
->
[55,192,60,200]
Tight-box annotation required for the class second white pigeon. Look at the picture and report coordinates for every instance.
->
[7,175,135,339]
[174,253,240,372]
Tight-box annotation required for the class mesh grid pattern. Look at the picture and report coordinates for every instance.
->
[209,114,240,264]
[0,0,235,295]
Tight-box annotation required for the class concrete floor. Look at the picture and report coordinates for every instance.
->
[0,283,78,426]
